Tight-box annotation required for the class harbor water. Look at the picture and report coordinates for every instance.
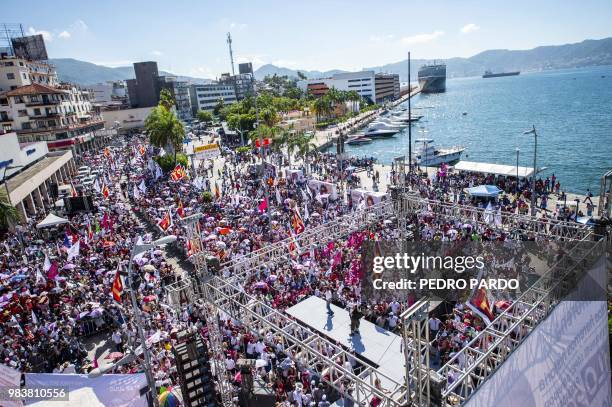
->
[344,65,612,194]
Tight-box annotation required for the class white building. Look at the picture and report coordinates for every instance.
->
[190,83,237,114]
[0,56,59,93]
[297,71,376,103]
[102,106,154,134]
[0,131,76,221]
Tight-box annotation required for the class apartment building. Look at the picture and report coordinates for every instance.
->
[189,83,237,114]
[374,73,400,103]
[297,71,377,103]
[0,56,59,93]
[158,76,192,121]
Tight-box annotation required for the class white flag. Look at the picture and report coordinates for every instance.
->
[484,202,494,224]
[31,310,39,325]
[35,269,46,285]
[67,240,80,261]
[43,254,52,272]
[93,179,101,193]
[304,201,310,221]
[155,164,163,180]
[133,185,141,200]
[139,180,147,193]
[276,188,282,206]
[11,315,23,334]
[494,207,503,227]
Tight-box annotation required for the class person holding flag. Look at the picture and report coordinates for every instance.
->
[157,209,173,232]
[291,207,305,234]
[111,267,123,303]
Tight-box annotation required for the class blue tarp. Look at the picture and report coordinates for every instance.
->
[466,185,503,197]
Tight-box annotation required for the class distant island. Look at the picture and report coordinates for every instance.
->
[50,37,612,85]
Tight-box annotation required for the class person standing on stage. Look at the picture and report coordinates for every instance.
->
[350,304,363,336]
[325,287,334,315]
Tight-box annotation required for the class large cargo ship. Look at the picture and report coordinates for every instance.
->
[418,63,446,93]
[482,70,520,78]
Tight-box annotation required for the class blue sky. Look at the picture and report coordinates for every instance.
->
[3,0,612,78]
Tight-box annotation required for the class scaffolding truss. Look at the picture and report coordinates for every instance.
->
[165,192,599,407]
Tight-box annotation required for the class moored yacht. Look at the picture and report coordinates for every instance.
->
[363,122,399,138]
[413,138,465,166]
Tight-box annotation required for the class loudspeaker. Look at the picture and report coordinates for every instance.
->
[64,196,96,214]
[173,331,217,407]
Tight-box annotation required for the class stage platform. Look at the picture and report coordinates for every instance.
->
[285,296,405,384]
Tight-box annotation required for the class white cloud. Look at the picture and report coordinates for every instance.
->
[236,54,267,69]
[369,34,395,43]
[91,60,134,67]
[189,66,217,79]
[26,27,53,42]
[400,30,445,45]
[461,23,480,34]
[72,19,88,31]
[58,31,71,39]
[151,50,164,57]
[272,59,298,68]
[229,22,248,30]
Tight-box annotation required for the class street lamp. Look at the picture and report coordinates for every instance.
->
[523,126,538,216]
[127,235,177,407]
[515,147,520,195]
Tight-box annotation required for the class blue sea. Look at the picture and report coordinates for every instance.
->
[342,65,612,195]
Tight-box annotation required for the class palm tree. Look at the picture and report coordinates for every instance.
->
[260,107,280,128]
[296,133,318,175]
[346,90,361,113]
[0,189,18,229]
[145,104,185,163]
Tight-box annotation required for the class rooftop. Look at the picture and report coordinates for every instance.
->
[3,83,67,97]
[3,153,63,193]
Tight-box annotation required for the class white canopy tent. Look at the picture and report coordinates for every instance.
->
[36,213,69,229]
[453,161,534,178]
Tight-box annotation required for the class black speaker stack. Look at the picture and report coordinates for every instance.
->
[173,331,218,407]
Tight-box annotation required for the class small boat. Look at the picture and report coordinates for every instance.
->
[346,135,373,145]
[391,112,423,123]
[364,122,399,138]
[413,138,465,166]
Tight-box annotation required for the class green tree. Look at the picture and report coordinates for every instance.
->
[196,110,213,123]
[0,189,18,229]
[213,98,225,117]
[159,88,175,110]
[260,107,280,128]
[145,104,185,164]
[296,133,318,175]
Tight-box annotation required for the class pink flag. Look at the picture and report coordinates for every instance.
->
[258,198,268,213]
[47,262,59,280]
[331,250,342,267]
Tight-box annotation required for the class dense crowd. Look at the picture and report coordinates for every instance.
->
[0,131,588,406]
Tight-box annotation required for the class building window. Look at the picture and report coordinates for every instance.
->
[6,73,15,80]
[18,109,27,117]
[34,108,41,116]
[22,122,31,130]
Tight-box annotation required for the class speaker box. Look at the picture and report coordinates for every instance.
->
[173,331,217,407]
[64,196,96,214]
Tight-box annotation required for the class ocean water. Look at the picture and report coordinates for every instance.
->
[343,65,612,194]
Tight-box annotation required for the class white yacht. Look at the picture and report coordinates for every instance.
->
[413,138,465,166]
[363,122,399,138]
[391,112,423,123]
[371,117,409,128]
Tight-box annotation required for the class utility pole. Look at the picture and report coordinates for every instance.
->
[523,125,538,216]
[408,51,412,174]
[226,32,235,76]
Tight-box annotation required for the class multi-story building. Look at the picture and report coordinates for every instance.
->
[297,71,377,103]
[0,56,59,93]
[90,81,128,107]
[189,83,237,114]
[127,61,161,108]
[0,83,105,152]
[158,76,192,121]
[219,72,254,101]
[374,73,400,104]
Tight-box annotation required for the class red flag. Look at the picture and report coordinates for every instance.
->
[177,200,185,219]
[103,147,111,158]
[111,269,123,302]
[215,183,220,200]
[170,165,185,181]
[467,287,495,324]
[157,210,172,232]
[47,262,59,280]
[102,184,110,199]
[219,227,232,235]
[139,145,146,156]
[291,208,305,234]
[186,240,193,257]
[258,198,268,213]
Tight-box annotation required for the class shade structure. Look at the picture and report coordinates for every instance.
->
[36,213,69,229]
[465,185,503,197]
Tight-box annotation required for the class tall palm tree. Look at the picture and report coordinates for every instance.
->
[296,133,318,175]
[0,189,18,229]
[145,104,185,163]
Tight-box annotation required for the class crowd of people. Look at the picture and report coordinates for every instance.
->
[0,129,591,406]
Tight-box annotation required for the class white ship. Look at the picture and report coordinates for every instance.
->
[413,138,465,166]
[363,122,399,138]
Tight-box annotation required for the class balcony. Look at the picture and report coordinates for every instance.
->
[16,116,105,135]
[25,99,61,107]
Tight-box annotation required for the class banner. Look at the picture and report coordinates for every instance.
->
[25,373,148,407]
[350,189,387,206]
[307,179,338,200]
[193,143,220,160]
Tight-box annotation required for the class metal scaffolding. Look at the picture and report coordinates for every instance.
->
[165,192,598,406]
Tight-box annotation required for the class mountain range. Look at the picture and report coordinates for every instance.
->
[49,58,211,85]
[254,37,612,81]
[50,37,612,86]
